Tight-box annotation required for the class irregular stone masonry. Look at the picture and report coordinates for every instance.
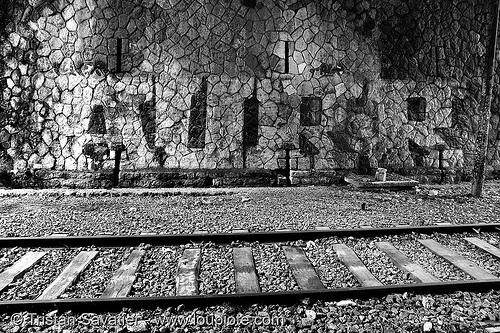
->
[0,0,499,178]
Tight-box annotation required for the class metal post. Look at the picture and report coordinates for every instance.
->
[112,145,124,187]
[285,148,291,186]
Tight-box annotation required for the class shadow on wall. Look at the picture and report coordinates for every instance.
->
[88,105,107,135]
[139,96,167,167]
[0,145,13,172]
[139,100,156,149]
[188,77,208,149]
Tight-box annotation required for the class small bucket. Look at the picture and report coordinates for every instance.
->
[374,168,387,182]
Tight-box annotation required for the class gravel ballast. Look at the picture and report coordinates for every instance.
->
[0,248,79,301]
[1,292,499,332]
[64,247,131,299]
[199,244,235,295]
[253,243,299,293]
[0,182,498,237]
[387,234,472,281]
[336,237,415,285]
[0,247,28,273]
[303,239,361,289]
[0,182,499,332]
[427,232,500,278]
[130,246,182,297]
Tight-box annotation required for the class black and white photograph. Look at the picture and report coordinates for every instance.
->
[1,0,500,331]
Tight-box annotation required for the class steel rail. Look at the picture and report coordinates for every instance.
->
[1,279,500,313]
[0,223,499,248]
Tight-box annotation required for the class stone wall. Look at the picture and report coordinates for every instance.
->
[377,0,500,173]
[1,0,500,180]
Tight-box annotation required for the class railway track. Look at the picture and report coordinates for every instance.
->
[0,223,500,313]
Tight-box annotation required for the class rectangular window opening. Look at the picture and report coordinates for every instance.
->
[188,78,208,148]
[284,41,290,74]
[243,89,259,147]
[407,97,426,122]
[241,0,256,8]
[116,38,123,73]
[300,96,322,126]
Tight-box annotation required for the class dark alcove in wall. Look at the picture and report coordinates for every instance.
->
[188,77,208,149]
[88,105,107,134]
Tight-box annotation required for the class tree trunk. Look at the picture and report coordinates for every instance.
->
[471,0,500,197]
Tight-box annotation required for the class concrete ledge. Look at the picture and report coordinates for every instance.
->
[290,170,338,186]
[344,173,419,189]
[397,168,472,184]
[3,168,278,189]
[0,167,498,189]
[119,168,278,188]
[9,170,114,189]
